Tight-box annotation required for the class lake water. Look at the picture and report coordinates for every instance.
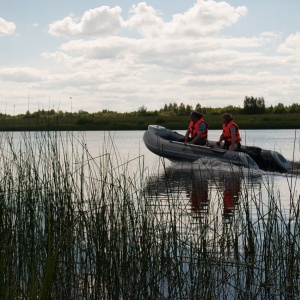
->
[77,128,300,166]
[70,129,300,219]
[8,129,300,212]
[3,129,300,297]
[5,129,299,222]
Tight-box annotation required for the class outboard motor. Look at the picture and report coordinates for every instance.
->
[259,150,292,173]
[243,146,263,167]
[245,146,263,158]
[240,145,291,173]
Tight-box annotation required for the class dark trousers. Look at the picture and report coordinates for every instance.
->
[185,137,207,146]
[224,142,241,151]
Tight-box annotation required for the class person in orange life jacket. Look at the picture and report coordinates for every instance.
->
[217,113,241,151]
[184,111,208,146]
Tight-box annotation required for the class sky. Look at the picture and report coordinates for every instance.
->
[1,0,300,114]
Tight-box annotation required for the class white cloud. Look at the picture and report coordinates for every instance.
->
[164,0,247,37]
[126,0,247,38]
[127,2,164,37]
[45,0,250,64]
[48,6,125,37]
[277,33,300,70]
[0,17,16,36]
[2,1,300,114]
[278,33,300,55]
[48,0,247,39]
[0,67,46,82]
[59,36,135,60]
[41,51,72,64]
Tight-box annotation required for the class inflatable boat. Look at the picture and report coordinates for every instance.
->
[143,125,292,173]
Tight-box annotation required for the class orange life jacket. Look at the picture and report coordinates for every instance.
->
[223,189,234,211]
[189,119,208,139]
[222,120,241,143]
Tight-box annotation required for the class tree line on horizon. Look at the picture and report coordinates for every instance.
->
[140,96,300,116]
[2,96,300,119]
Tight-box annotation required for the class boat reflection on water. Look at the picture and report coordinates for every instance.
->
[144,161,263,256]
[145,163,249,222]
[142,163,300,297]
[188,171,241,220]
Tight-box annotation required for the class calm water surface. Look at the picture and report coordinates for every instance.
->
[80,129,300,217]
[9,129,300,216]
[82,129,300,164]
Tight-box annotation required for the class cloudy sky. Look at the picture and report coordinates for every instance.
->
[1,0,300,114]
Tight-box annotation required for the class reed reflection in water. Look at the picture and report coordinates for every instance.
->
[145,164,261,250]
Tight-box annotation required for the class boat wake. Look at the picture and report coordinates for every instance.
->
[170,157,264,178]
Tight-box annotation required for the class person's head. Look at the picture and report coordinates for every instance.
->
[222,113,233,125]
[190,111,204,122]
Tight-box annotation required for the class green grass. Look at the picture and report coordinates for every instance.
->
[0,131,299,298]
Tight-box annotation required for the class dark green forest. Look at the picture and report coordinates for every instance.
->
[1,96,300,131]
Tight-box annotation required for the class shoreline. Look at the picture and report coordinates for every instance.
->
[0,113,299,131]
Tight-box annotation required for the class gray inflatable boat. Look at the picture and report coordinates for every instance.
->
[143,125,292,172]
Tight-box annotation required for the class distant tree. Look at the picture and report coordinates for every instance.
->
[138,105,147,116]
[186,105,193,115]
[49,109,56,115]
[178,103,186,115]
[195,103,202,112]
[243,96,265,114]
[266,105,273,114]
[78,109,89,115]
[257,97,266,113]
[201,106,210,115]
[166,102,178,114]
[273,103,286,114]
[289,103,300,113]
[101,109,119,117]
[221,105,242,115]
[31,110,41,118]
[24,110,31,118]
[172,103,178,114]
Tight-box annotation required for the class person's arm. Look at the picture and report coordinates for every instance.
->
[218,133,224,144]
[190,131,202,144]
[184,128,190,143]
[229,126,237,151]
[216,133,224,147]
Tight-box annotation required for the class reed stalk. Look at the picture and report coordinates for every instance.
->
[0,131,298,299]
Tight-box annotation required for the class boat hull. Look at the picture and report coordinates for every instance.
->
[143,125,292,173]
[143,125,259,169]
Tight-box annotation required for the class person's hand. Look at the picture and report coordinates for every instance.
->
[229,144,235,151]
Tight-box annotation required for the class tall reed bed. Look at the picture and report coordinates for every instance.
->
[0,131,299,299]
